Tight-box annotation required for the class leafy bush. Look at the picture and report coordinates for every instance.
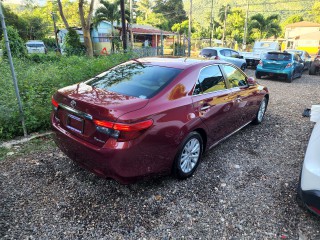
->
[1,26,27,58]
[43,38,58,51]
[0,53,132,140]
[64,29,85,56]
[27,52,61,63]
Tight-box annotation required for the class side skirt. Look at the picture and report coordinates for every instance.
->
[208,121,252,150]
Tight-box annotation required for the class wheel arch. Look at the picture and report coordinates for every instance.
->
[193,128,208,153]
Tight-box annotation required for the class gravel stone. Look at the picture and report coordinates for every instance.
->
[1,70,320,239]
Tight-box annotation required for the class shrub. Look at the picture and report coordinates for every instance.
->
[1,26,27,58]
[0,53,131,140]
[63,29,85,56]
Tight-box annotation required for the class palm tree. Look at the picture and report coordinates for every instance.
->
[218,4,231,46]
[94,0,129,53]
[250,14,281,40]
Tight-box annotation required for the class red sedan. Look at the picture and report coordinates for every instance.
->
[51,57,269,184]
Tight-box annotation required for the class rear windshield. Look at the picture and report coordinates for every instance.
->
[86,62,182,99]
[200,49,217,57]
[26,43,45,48]
[264,53,291,61]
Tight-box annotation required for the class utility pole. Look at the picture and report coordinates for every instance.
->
[243,0,249,50]
[209,0,214,46]
[188,0,192,57]
[51,12,60,53]
[0,3,27,137]
[120,0,127,51]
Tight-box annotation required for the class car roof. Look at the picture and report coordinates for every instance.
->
[132,57,227,70]
[202,47,234,51]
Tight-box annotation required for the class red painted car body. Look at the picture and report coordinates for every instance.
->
[51,57,269,184]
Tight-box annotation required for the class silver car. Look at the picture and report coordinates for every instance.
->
[199,47,247,71]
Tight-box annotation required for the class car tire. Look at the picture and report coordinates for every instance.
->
[309,64,316,75]
[172,132,203,179]
[255,72,261,79]
[287,72,293,83]
[252,97,268,125]
[241,63,246,71]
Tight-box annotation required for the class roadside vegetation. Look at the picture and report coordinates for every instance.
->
[0,53,131,140]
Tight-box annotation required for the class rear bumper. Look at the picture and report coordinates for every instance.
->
[298,182,320,216]
[298,120,320,216]
[52,117,171,184]
[255,68,291,78]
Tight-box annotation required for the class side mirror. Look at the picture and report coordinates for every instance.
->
[247,77,256,86]
[239,55,244,59]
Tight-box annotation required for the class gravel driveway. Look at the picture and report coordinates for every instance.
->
[1,70,320,239]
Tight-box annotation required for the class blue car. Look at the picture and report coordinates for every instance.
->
[199,47,247,71]
[255,51,304,83]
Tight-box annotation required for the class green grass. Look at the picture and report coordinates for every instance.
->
[0,53,132,140]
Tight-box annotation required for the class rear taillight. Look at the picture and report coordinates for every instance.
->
[258,60,263,66]
[285,63,292,68]
[214,56,220,60]
[52,97,58,110]
[93,119,153,142]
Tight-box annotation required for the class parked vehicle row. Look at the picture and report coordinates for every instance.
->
[309,50,320,75]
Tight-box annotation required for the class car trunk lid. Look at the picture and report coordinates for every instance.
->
[53,83,149,147]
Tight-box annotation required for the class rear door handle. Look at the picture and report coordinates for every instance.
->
[200,105,210,111]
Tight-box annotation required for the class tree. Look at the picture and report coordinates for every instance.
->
[218,5,231,45]
[153,0,187,30]
[137,12,168,30]
[94,0,129,53]
[64,28,84,56]
[311,2,320,23]
[56,0,95,57]
[0,4,28,41]
[1,26,27,58]
[226,8,245,44]
[135,0,153,22]
[249,13,281,40]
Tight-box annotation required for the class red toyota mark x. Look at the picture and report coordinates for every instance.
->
[51,57,269,184]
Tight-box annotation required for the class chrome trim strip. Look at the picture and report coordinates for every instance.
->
[208,121,252,150]
[58,103,93,120]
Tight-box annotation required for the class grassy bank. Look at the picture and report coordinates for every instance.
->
[0,53,131,140]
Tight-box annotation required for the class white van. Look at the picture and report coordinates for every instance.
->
[26,40,47,54]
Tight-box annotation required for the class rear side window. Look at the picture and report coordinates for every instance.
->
[265,53,291,61]
[86,63,182,99]
[194,65,226,94]
[221,65,247,88]
[200,49,217,57]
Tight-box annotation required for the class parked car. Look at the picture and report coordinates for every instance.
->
[26,40,47,54]
[298,105,320,216]
[309,50,320,75]
[241,41,281,68]
[199,47,247,70]
[255,51,304,82]
[51,57,269,184]
[285,49,312,71]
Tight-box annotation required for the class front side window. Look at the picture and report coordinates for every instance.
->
[194,65,226,94]
[231,51,240,58]
[222,65,247,88]
[86,62,182,99]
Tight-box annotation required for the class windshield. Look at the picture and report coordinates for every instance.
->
[86,62,182,99]
[26,44,45,48]
[264,53,292,61]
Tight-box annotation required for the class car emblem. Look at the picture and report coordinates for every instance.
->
[70,100,76,108]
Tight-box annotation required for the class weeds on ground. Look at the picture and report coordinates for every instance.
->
[0,53,131,140]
